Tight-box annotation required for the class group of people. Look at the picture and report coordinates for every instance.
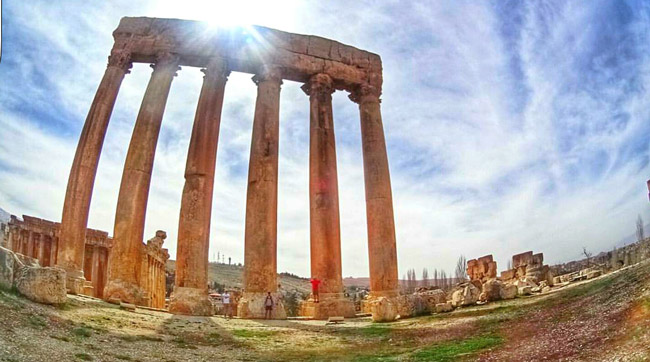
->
[218,278,322,319]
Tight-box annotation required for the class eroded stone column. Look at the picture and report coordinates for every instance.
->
[350,84,398,299]
[238,67,286,319]
[170,59,229,316]
[58,48,132,294]
[299,74,354,319]
[104,52,180,306]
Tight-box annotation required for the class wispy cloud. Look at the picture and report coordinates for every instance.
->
[1,1,649,278]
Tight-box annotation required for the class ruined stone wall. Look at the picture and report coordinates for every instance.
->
[551,238,650,276]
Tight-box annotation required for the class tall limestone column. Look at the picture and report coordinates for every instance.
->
[169,60,229,315]
[104,52,180,306]
[238,67,286,319]
[58,48,132,294]
[350,84,399,318]
[300,74,355,319]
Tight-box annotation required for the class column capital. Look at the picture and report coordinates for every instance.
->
[150,52,181,76]
[348,83,381,104]
[252,66,283,86]
[301,73,334,97]
[107,48,133,73]
[201,58,230,81]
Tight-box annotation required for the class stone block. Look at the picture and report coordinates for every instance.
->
[300,297,356,320]
[500,269,516,281]
[450,283,479,307]
[0,246,15,289]
[500,284,517,299]
[435,302,453,313]
[169,287,214,316]
[237,292,286,319]
[370,297,397,322]
[120,302,136,312]
[15,266,66,305]
[481,279,503,302]
[518,286,532,295]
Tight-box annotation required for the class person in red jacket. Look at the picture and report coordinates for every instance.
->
[310,278,321,303]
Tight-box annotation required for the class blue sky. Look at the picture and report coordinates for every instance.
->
[1,1,650,278]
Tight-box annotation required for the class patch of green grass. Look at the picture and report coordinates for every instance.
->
[412,334,504,361]
[27,314,47,328]
[74,352,93,361]
[71,326,92,338]
[173,337,198,349]
[232,329,277,338]
[113,354,133,361]
[360,325,392,337]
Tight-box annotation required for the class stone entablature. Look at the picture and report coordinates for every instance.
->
[112,17,382,91]
[501,250,553,285]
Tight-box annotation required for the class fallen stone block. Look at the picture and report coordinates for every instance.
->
[586,270,602,279]
[15,266,66,304]
[518,286,532,296]
[371,297,397,322]
[434,302,453,313]
[0,246,15,289]
[120,302,137,312]
[500,284,517,299]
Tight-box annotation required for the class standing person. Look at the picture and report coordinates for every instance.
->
[310,278,321,303]
[222,291,231,319]
[264,292,274,319]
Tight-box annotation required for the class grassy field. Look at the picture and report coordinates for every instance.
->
[0,261,649,361]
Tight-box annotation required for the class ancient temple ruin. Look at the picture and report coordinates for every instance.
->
[57,17,398,319]
[1,214,168,307]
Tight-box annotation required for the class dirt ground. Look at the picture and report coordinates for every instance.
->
[1,261,649,361]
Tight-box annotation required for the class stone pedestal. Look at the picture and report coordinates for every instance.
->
[169,287,214,316]
[65,269,87,295]
[299,293,356,320]
[237,292,286,319]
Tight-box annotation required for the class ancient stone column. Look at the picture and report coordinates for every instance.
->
[104,52,180,306]
[91,245,100,297]
[349,84,398,298]
[238,67,286,319]
[170,59,229,316]
[58,48,132,294]
[300,74,355,319]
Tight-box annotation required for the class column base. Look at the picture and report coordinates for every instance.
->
[299,293,356,320]
[64,269,87,295]
[362,290,400,322]
[237,292,286,319]
[103,279,148,306]
[168,287,214,316]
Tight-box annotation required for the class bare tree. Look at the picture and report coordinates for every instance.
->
[440,270,448,291]
[433,269,438,288]
[637,214,645,242]
[421,268,429,287]
[454,255,467,282]
[506,259,512,270]
[582,246,593,267]
[406,269,418,293]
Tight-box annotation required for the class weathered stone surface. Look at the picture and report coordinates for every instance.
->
[450,283,480,307]
[106,53,179,306]
[481,279,503,302]
[435,301,453,313]
[169,287,214,316]
[15,266,67,304]
[172,61,228,316]
[370,297,397,322]
[0,246,15,289]
[518,286,532,296]
[418,289,447,311]
[300,296,356,320]
[120,302,137,312]
[500,283,517,299]
[586,270,602,279]
[237,292,286,319]
[242,70,282,302]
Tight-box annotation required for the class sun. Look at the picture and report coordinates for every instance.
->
[150,0,299,29]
